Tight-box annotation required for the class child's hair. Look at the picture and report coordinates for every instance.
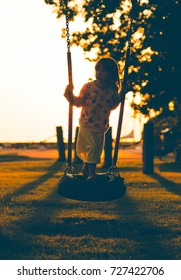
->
[95,57,121,89]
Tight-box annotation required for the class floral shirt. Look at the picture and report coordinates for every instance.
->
[72,81,120,132]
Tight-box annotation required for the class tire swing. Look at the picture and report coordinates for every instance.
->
[57,0,134,201]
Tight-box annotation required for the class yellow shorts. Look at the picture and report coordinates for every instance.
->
[76,122,104,164]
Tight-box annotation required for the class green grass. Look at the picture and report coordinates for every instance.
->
[0,155,181,260]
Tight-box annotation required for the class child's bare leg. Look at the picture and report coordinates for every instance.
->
[82,162,89,178]
[87,163,97,180]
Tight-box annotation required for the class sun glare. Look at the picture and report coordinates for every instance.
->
[0,0,142,143]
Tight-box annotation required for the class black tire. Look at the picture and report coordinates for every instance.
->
[57,173,126,201]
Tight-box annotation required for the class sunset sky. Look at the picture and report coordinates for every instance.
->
[0,0,140,143]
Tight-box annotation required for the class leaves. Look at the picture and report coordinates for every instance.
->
[45,0,180,142]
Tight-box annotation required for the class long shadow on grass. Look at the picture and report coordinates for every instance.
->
[0,168,66,260]
[114,194,180,260]
[1,163,179,259]
[0,230,31,260]
[148,172,181,196]
[1,161,64,206]
[158,161,181,173]
[20,189,178,259]
[0,154,31,162]
[0,154,56,162]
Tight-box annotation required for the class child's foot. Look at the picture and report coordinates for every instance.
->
[82,163,89,178]
[88,163,97,181]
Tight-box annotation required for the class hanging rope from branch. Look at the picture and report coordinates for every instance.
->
[112,0,138,168]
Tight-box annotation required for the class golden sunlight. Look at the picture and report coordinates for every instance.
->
[0,0,142,143]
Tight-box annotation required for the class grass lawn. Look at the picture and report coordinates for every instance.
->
[0,153,180,260]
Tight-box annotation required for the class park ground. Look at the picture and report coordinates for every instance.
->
[0,147,180,260]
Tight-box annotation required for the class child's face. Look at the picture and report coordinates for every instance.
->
[95,65,111,82]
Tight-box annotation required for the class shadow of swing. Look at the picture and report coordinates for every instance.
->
[1,161,64,206]
[148,172,181,196]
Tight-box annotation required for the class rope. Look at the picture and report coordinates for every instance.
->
[111,0,137,169]
[64,0,73,170]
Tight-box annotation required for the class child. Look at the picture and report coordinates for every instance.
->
[64,57,129,181]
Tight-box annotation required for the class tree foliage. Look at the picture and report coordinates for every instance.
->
[45,0,180,144]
